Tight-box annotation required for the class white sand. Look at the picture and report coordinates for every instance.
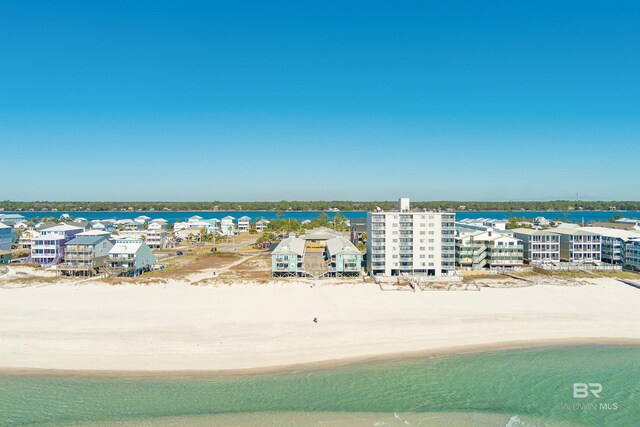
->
[0,278,639,372]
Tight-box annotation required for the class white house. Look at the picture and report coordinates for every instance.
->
[237,216,251,233]
[221,216,236,236]
[256,219,270,232]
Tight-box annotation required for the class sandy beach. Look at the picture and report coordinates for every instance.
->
[1,277,639,373]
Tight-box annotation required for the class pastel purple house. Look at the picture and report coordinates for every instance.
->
[30,224,84,264]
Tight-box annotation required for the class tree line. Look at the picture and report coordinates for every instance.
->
[1,200,639,212]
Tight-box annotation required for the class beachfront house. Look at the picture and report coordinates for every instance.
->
[455,227,524,270]
[511,228,561,264]
[325,235,362,277]
[551,227,601,263]
[366,198,456,276]
[237,216,251,233]
[0,222,11,251]
[255,219,270,233]
[29,224,83,265]
[106,237,156,277]
[271,234,305,277]
[58,235,114,276]
[220,216,236,236]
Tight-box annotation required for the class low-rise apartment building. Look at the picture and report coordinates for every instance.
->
[584,226,640,265]
[551,227,601,262]
[366,198,456,276]
[511,228,561,263]
[455,227,523,270]
[625,238,640,271]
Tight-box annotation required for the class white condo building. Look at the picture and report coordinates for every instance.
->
[367,198,456,276]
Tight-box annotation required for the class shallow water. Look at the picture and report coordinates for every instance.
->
[1,345,638,426]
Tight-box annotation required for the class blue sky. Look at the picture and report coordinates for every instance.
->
[1,1,639,201]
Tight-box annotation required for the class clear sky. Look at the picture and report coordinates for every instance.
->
[1,1,639,201]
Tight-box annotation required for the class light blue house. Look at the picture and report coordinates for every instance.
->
[0,223,12,251]
[271,235,305,277]
[326,235,362,277]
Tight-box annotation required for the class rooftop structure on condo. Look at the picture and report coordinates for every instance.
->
[511,228,561,263]
[366,198,456,277]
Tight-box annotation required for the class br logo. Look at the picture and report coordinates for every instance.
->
[573,383,602,398]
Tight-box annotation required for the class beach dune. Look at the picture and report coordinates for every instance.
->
[0,279,639,373]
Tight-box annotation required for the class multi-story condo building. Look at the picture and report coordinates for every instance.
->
[584,226,640,265]
[106,237,156,277]
[511,228,561,263]
[456,227,523,270]
[58,235,114,276]
[624,238,640,271]
[0,222,12,251]
[366,198,455,276]
[551,227,601,262]
[237,216,251,233]
[29,224,83,264]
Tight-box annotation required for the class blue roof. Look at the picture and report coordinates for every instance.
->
[66,235,109,246]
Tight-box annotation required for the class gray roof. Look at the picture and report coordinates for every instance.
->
[511,228,560,236]
[272,236,305,256]
[326,236,360,256]
[66,235,109,246]
[300,227,342,241]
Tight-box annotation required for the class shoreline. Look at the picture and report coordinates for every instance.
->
[1,278,639,376]
[1,337,639,378]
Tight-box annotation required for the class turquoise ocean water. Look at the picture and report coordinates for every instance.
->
[0,345,638,427]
